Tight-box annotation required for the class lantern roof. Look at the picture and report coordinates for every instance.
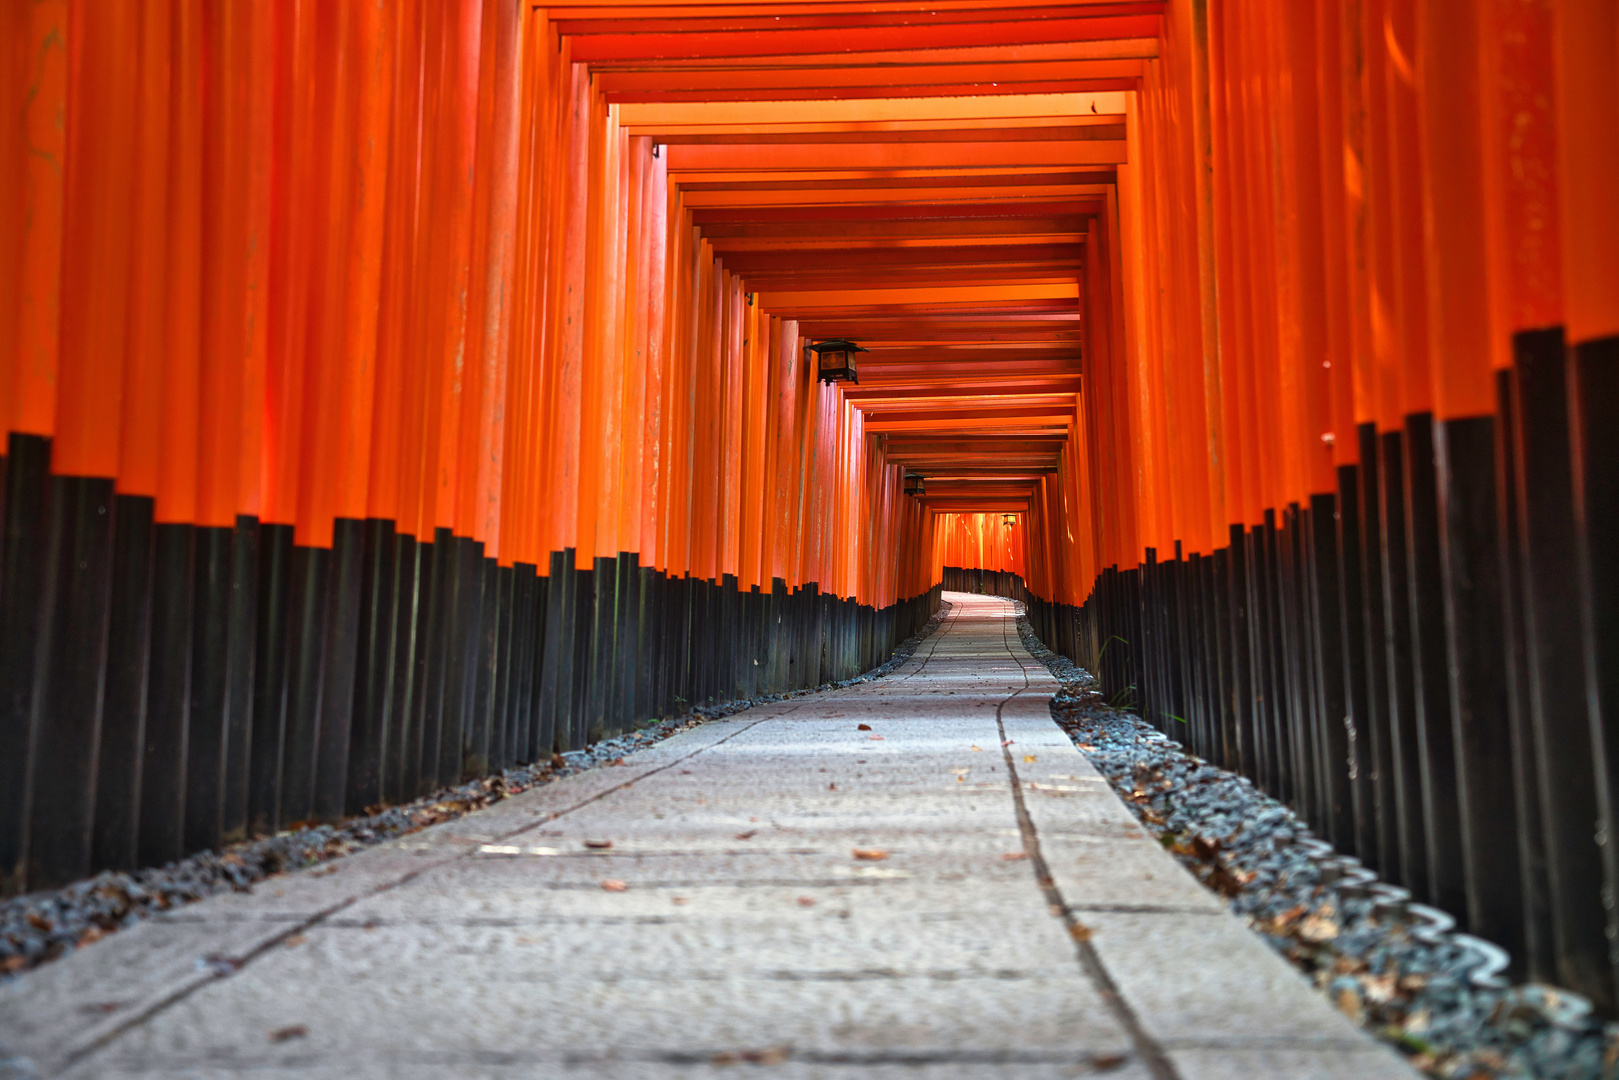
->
[807,338,868,354]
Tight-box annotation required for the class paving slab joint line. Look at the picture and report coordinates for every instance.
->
[51,713,782,1076]
[992,597,1182,1080]
[888,597,963,683]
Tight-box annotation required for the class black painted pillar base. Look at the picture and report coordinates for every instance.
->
[140,522,195,866]
[1512,327,1611,1009]
[95,493,155,872]
[1434,413,1522,958]
[0,434,51,895]
[347,518,398,815]
[27,475,116,890]
[1568,332,1619,1003]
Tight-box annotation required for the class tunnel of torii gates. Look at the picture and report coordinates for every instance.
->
[0,0,1617,1014]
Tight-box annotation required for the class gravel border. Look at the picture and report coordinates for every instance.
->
[1,599,953,985]
[1013,604,1619,1080]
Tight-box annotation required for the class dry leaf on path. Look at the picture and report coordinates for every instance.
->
[601,879,628,892]
[857,723,872,731]
[1000,852,1028,861]
[268,1025,308,1043]
[583,838,614,849]
[851,848,889,861]
[283,934,308,948]
[713,1048,789,1066]
[1023,755,1037,763]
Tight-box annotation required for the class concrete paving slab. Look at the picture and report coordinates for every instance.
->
[77,1056,1160,1080]
[0,593,1417,1080]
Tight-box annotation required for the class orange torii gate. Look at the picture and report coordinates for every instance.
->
[2,0,1618,1021]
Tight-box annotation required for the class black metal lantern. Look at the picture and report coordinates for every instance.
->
[903,472,925,496]
[1002,513,1016,527]
[808,338,867,384]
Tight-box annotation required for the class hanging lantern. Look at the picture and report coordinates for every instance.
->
[903,472,925,496]
[807,338,867,384]
[1002,513,1016,527]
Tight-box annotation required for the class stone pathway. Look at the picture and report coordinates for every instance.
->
[1,594,1417,1079]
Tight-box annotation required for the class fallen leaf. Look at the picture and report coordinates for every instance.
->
[1000,852,1029,861]
[1092,1054,1127,1071]
[76,926,106,948]
[1023,755,1037,763]
[550,753,567,768]
[583,839,614,849]
[283,934,308,948]
[1201,864,1249,898]
[743,1048,789,1064]
[796,897,817,907]
[868,735,885,741]
[734,830,758,840]
[950,768,970,775]
[969,745,983,752]
[671,897,689,906]
[1069,922,1094,942]
[608,758,627,767]
[1360,971,1398,1004]
[601,879,628,892]
[857,723,872,731]
[1273,904,1308,930]
[851,848,889,861]
[268,1025,308,1043]
[1336,986,1364,1024]
[1298,915,1339,943]
[828,782,838,790]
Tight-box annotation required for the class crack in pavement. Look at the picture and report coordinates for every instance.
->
[992,596,1181,1080]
